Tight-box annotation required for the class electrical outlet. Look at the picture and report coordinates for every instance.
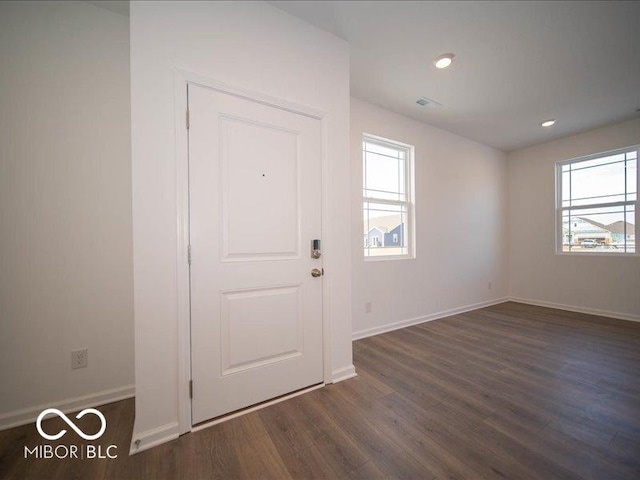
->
[71,348,88,370]
[365,301,372,313]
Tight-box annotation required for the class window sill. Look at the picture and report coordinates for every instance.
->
[364,254,415,262]
[555,251,639,258]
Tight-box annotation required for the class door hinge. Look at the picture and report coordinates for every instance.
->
[189,380,193,399]
[186,109,190,130]
[188,245,192,265]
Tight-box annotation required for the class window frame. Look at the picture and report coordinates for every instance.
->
[555,145,639,256]
[362,133,416,261]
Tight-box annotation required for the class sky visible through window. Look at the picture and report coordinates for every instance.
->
[363,141,406,203]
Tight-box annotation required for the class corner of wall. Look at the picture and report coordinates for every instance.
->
[129,422,180,455]
[331,365,357,384]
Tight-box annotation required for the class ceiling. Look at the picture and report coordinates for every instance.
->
[86,1,129,17]
[270,1,640,151]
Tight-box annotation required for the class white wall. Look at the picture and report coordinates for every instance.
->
[508,118,640,320]
[130,0,352,451]
[351,98,509,338]
[0,1,134,428]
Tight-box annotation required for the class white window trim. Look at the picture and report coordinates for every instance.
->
[555,145,639,256]
[363,133,416,261]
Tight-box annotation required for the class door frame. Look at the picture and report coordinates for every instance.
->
[173,69,332,435]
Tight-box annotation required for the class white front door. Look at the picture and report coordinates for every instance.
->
[188,83,324,425]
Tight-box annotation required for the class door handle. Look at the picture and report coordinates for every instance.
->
[311,268,323,278]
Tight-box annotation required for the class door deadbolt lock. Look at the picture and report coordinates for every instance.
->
[311,239,321,259]
[311,268,323,278]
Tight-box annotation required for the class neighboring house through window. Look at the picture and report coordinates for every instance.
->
[557,146,638,254]
[363,134,415,259]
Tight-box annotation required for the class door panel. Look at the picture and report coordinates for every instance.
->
[221,285,303,375]
[221,116,300,260]
[188,83,323,424]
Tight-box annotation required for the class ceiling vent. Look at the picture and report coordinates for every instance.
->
[416,96,441,107]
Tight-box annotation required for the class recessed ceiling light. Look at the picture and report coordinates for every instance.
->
[434,53,455,69]
[541,119,556,127]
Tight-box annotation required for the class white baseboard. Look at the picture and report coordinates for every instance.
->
[0,384,135,432]
[509,297,640,323]
[130,422,179,455]
[352,297,510,340]
[331,364,357,383]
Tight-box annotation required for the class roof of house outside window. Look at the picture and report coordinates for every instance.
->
[363,214,404,234]
[564,217,635,236]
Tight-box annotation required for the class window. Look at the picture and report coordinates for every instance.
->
[557,146,638,254]
[363,134,414,259]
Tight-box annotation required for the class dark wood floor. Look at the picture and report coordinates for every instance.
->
[2,302,639,479]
